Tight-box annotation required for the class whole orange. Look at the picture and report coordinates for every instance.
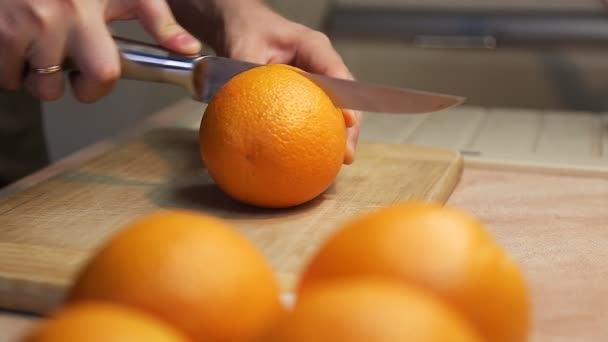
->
[67,210,283,342]
[199,64,347,208]
[22,301,189,342]
[297,201,530,342]
[268,279,482,342]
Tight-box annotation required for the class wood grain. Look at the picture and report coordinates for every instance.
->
[3,162,607,342]
[449,168,608,341]
[1,99,608,341]
[0,244,86,314]
[0,125,463,315]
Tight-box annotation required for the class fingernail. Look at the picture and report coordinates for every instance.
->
[343,109,356,128]
[349,136,358,151]
[348,127,360,150]
[350,111,359,126]
[344,145,355,165]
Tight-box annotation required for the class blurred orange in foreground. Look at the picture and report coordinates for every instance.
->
[22,301,190,342]
[66,210,283,341]
[269,279,482,342]
[298,201,530,342]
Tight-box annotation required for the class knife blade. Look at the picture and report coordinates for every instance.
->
[105,36,465,113]
[195,56,464,113]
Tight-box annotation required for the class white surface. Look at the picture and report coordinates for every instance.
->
[360,106,608,169]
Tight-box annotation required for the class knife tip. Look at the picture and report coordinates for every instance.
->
[422,96,465,114]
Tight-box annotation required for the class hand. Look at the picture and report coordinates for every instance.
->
[193,1,361,165]
[0,0,201,103]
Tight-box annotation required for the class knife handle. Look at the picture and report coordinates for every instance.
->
[112,36,201,96]
[49,36,202,98]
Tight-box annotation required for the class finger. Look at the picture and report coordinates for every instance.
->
[0,19,30,90]
[292,31,361,126]
[68,19,120,103]
[347,111,363,163]
[135,0,201,55]
[24,24,68,101]
[294,31,353,80]
[342,109,357,128]
[344,122,361,165]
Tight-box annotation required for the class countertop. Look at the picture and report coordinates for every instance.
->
[1,100,607,341]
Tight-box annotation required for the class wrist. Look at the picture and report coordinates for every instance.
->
[168,0,268,54]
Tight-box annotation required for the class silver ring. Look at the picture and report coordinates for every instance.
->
[32,65,62,74]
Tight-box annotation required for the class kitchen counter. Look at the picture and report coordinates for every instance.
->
[1,100,607,341]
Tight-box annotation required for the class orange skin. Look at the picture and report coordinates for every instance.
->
[22,301,191,342]
[269,279,483,342]
[297,201,531,342]
[67,209,284,342]
[199,64,347,208]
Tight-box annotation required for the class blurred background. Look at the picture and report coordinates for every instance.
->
[44,0,608,163]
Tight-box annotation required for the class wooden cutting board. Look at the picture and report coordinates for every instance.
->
[0,124,462,315]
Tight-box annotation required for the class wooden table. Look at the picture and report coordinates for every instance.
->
[1,100,607,341]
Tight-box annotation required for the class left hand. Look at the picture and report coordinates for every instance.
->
[181,1,361,165]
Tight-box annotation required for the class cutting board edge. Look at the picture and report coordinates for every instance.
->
[359,140,463,159]
[431,150,464,203]
[0,278,65,315]
[359,140,464,203]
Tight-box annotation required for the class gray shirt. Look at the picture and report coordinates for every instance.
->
[0,90,48,187]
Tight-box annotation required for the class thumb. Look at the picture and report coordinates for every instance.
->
[136,0,201,55]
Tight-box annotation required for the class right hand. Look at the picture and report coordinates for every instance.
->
[214,3,362,164]
[0,0,201,103]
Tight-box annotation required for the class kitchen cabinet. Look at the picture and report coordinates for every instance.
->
[325,0,608,111]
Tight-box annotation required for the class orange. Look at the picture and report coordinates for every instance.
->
[268,279,482,342]
[297,201,530,342]
[22,301,189,342]
[66,209,283,342]
[199,64,347,208]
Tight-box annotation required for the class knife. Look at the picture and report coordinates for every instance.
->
[76,36,465,113]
